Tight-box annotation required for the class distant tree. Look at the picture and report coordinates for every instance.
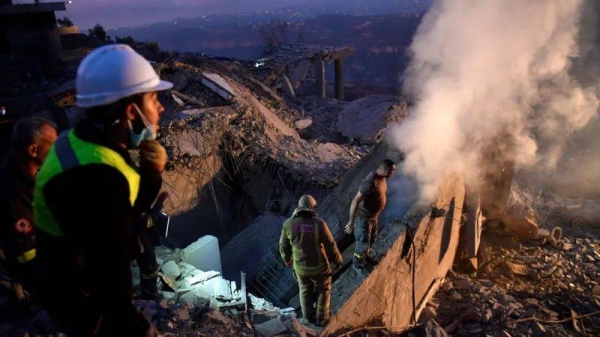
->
[259,19,289,55]
[88,24,108,41]
[146,42,160,54]
[116,35,137,47]
[57,17,74,27]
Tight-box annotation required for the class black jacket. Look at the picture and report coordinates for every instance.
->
[36,120,161,336]
[0,153,37,287]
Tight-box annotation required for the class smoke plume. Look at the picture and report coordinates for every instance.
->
[388,0,600,202]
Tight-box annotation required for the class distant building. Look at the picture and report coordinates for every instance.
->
[0,0,66,69]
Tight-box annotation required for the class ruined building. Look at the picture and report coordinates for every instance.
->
[0,0,65,73]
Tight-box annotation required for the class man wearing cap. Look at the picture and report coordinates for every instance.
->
[33,44,172,337]
[279,195,342,327]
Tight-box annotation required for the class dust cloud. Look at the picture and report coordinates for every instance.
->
[388,0,600,202]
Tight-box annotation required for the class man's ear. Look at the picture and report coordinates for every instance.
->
[124,103,137,121]
[27,144,38,158]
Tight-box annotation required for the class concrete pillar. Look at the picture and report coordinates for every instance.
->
[334,58,344,100]
[313,59,326,98]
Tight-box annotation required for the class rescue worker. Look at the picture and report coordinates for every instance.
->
[33,44,172,337]
[0,117,57,313]
[279,195,342,327]
[344,159,396,277]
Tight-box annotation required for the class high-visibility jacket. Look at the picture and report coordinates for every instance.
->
[279,210,342,276]
[34,129,140,237]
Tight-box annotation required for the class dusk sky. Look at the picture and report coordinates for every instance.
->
[42,0,431,30]
[59,0,298,29]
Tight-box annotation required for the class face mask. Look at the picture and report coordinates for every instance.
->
[128,103,156,148]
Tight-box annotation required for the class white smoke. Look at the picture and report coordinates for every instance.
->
[388,0,599,202]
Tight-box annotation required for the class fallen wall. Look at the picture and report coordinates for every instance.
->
[322,173,466,336]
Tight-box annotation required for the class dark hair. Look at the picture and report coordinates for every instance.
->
[85,93,144,127]
[11,117,56,152]
[379,159,396,171]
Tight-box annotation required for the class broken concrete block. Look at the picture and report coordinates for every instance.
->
[255,316,289,337]
[182,235,222,274]
[179,288,210,307]
[161,260,181,279]
[294,118,313,130]
[502,208,538,240]
[201,73,236,100]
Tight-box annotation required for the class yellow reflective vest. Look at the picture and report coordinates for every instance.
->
[34,129,140,237]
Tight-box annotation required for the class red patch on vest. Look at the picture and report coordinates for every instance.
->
[14,218,32,235]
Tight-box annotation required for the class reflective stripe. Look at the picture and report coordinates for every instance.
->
[354,252,364,259]
[317,304,330,312]
[54,133,80,170]
[314,219,321,265]
[16,249,36,263]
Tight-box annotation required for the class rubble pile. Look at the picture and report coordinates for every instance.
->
[420,187,600,337]
[155,58,403,190]
[140,240,319,337]
[0,236,318,337]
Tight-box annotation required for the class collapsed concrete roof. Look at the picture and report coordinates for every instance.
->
[156,57,405,221]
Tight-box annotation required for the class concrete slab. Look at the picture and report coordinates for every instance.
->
[182,235,222,273]
[160,260,181,279]
[201,72,237,100]
[250,96,300,140]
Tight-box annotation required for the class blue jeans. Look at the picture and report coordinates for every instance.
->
[353,217,378,265]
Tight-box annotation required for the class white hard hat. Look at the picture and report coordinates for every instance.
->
[76,44,173,108]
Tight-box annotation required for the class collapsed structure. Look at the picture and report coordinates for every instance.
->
[1,36,599,337]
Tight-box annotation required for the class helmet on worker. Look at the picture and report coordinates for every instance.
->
[298,195,317,211]
[75,44,173,148]
[76,44,172,108]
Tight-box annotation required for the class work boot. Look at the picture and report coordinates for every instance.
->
[352,263,370,278]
